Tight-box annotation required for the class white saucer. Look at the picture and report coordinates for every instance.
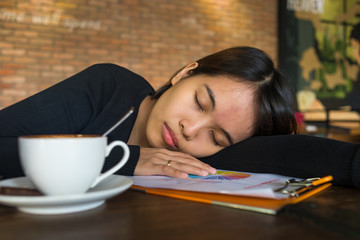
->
[0,175,133,215]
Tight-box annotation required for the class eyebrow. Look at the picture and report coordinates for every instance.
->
[204,84,234,145]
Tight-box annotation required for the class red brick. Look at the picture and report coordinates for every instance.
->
[0,69,14,75]
[0,2,14,7]
[52,53,75,60]
[52,65,75,72]
[0,42,14,48]
[40,46,63,52]
[4,36,29,44]
[55,40,77,47]
[2,75,26,84]
[2,88,27,97]
[0,0,278,109]
[0,83,12,88]
[88,49,109,56]
[2,22,27,30]
[1,49,26,56]
[14,30,39,38]
[41,71,64,79]
[29,38,53,45]
[55,2,77,9]
[1,63,25,69]
[28,51,51,58]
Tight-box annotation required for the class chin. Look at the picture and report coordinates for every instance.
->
[151,139,167,149]
[179,149,200,157]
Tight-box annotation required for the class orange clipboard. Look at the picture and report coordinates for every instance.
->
[131,176,333,215]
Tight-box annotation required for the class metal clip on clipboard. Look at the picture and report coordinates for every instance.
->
[275,175,333,198]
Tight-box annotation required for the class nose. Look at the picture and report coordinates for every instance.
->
[180,117,210,141]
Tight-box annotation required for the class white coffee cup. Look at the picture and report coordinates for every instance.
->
[18,134,129,196]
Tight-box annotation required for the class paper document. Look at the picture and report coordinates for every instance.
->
[131,170,300,199]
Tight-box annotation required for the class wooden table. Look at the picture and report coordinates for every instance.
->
[0,186,360,240]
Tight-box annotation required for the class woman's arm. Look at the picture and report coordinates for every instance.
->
[200,134,360,188]
[0,64,145,179]
[0,64,119,137]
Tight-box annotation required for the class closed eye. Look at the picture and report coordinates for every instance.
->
[194,92,204,112]
[210,130,220,146]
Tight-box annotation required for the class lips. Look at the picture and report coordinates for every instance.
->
[162,123,179,149]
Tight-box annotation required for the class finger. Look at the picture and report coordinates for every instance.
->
[140,163,188,179]
[159,164,189,179]
[154,149,217,174]
[165,160,212,177]
[164,156,217,175]
[139,148,194,164]
[137,148,217,177]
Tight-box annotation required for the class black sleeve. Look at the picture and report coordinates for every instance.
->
[0,64,118,136]
[200,134,360,188]
[0,64,144,179]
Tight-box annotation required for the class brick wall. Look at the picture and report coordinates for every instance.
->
[0,0,278,109]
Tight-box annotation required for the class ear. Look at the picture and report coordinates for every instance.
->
[170,62,199,85]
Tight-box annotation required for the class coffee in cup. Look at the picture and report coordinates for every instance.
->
[18,134,129,196]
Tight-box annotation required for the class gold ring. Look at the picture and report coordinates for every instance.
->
[167,160,172,166]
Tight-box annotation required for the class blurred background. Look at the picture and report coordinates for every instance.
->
[0,0,359,141]
[0,0,277,108]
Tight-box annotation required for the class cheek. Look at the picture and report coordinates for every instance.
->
[157,88,191,114]
[184,141,220,158]
[179,130,219,157]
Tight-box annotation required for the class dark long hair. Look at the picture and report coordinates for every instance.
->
[153,46,297,136]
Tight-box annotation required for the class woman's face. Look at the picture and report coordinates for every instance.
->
[145,73,256,157]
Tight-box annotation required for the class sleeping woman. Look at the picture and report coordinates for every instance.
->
[0,46,359,188]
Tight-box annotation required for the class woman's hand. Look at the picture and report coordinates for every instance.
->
[134,147,217,178]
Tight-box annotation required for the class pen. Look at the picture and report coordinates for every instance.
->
[276,175,333,197]
[311,175,333,186]
[289,175,333,197]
